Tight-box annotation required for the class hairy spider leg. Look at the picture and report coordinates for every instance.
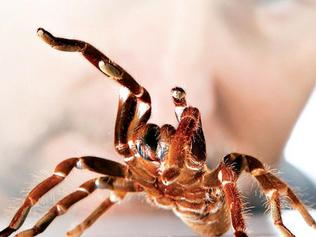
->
[114,91,138,157]
[0,157,126,237]
[221,153,316,237]
[37,28,144,97]
[37,28,152,161]
[162,107,206,186]
[37,28,157,167]
[243,154,316,236]
[66,197,114,237]
[218,164,248,237]
[14,177,138,237]
[115,86,154,161]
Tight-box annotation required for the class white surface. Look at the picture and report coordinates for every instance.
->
[285,88,316,183]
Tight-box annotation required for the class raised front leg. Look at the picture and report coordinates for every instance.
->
[0,157,126,237]
[37,28,144,97]
[37,28,153,160]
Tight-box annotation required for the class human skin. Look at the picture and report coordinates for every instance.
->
[137,0,316,166]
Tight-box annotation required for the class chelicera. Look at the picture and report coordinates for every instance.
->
[0,28,315,237]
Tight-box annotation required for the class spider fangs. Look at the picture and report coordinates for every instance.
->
[0,28,315,237]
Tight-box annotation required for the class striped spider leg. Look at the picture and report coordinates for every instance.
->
[217,153,316,237]
[0,156,138,237]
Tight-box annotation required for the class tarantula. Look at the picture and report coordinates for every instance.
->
[0,28,315,237]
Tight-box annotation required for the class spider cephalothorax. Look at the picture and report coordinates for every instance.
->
[0,29,315,237]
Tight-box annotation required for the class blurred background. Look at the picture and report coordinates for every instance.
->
[0,0,316,236]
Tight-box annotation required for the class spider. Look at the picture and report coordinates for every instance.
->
[0,28,315,237]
